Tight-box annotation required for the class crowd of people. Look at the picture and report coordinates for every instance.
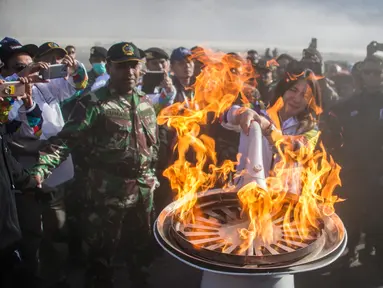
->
[0,35,382,288]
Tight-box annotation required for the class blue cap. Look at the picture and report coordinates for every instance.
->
[0,37,38,63]
[0,37,21,46]
[170,47,192,62]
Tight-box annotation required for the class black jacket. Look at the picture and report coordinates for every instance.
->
[0,125,38,250]
[323,91,383,201]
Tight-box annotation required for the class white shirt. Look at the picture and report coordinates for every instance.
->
[224,105,308,195]
[9,62,87,187]
[91,73,109,91]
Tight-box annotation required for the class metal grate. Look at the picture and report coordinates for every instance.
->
[155,189,345,271]
[174,202,320,258]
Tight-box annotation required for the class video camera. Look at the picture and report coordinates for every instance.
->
[286,38,323,76]
[367,41,383,57]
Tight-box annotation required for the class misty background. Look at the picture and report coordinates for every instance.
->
[0,0,382,63]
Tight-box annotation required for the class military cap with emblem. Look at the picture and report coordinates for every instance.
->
[107,42,145,63]
[144,47,169,61]
[36,42,67,58]
[90,46,108,59]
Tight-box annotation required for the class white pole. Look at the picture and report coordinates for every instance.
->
[200,272,294,288]
[236,121,268,190]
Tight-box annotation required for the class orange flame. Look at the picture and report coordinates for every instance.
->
[266,58,279,68]
[237,138,343,253]
[158,48,343,253]
[157,50,254,221]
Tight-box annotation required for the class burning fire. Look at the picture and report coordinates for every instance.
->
[237,138,342,252]
[157,50,254,220]
[157,49,343,253]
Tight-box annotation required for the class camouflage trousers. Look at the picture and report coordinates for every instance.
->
[80,200,156,288]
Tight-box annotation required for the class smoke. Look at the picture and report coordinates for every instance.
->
[0,0,382,55]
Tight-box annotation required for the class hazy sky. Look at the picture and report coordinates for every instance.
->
[0,0,382,54]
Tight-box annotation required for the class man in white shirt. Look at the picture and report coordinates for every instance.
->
[14,42,88,185]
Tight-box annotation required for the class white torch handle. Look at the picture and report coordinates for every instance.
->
[236,121,267,190]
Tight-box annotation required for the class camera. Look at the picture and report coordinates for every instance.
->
[367,41,383,57]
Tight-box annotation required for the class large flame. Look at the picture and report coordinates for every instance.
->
[157,48,342,253]
[237,136,343,252]
[157,50,254,221]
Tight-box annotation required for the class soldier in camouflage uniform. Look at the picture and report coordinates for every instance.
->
[29,42,159,288]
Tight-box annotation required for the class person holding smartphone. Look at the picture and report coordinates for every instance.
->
[1,40,87,287]
[0,38,45,136]
[142,47,176,114]
[0,76,56,288]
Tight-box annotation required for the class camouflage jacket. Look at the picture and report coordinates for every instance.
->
[29,85,159,212]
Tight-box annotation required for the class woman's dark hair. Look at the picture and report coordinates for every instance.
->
[270,69,322,133]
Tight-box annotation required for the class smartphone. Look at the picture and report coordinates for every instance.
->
[40,64,68,80]
[0,81,26,98]
[141,71,165,94]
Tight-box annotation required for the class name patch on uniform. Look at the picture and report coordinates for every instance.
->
[350,110,358,117]
[104,109,130,120]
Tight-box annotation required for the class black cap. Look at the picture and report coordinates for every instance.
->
[144,47,169,60]
[107,42,145,63]
[36,42,67,58]
[0,37,38,63]
[90,46,107,59]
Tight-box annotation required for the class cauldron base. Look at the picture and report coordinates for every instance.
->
[200,272,294,288]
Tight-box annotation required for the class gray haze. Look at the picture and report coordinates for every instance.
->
[0,0,382,57]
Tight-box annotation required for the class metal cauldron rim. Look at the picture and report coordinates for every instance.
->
[154,188,347,275]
